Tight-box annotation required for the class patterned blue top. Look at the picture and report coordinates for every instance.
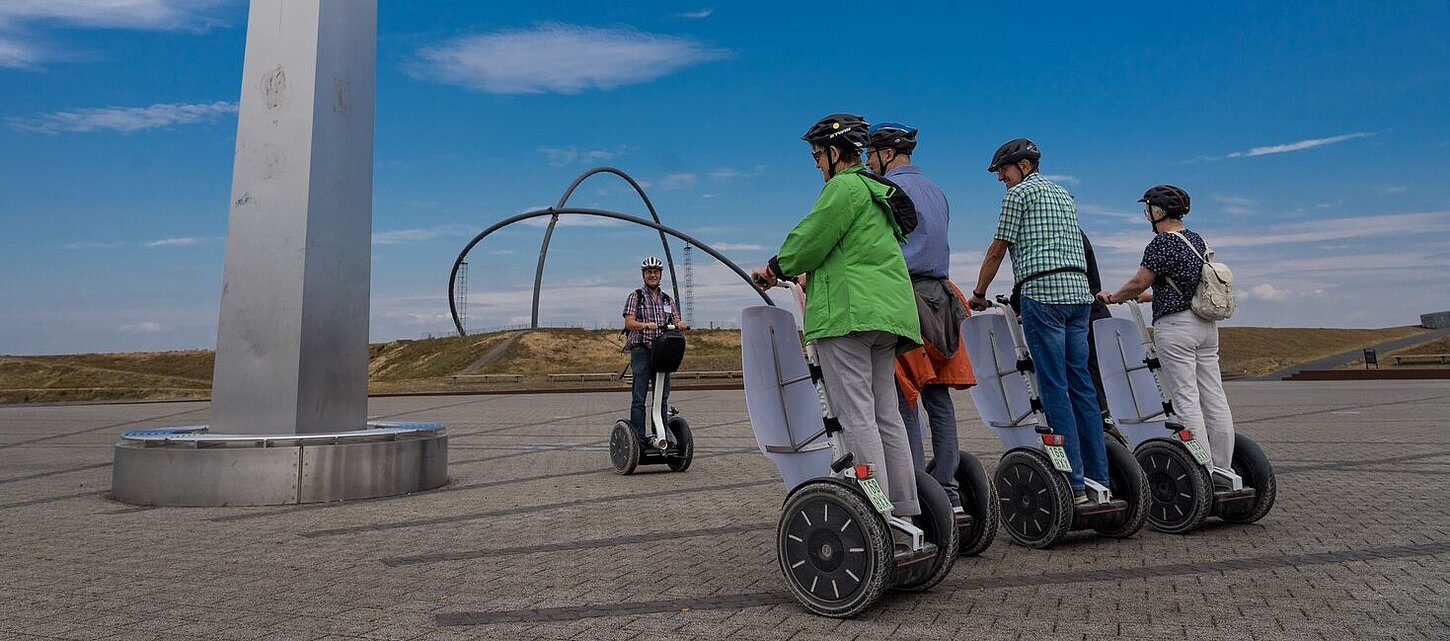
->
[1141,230,1209,322]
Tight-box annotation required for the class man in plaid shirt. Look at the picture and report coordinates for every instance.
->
[623,256,687,442]
[967,138,1109,505]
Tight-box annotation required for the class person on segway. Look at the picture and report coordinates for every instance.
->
[750,113,923,529]
[865,121,978,514]
[622,256,688,445]
[1098,185,1237,470]
[967,137,1111,506]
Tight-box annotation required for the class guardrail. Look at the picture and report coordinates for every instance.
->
[1391,354,1450,365]
[450,374,525,384]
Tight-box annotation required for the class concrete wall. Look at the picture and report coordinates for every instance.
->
[1421,311,1450,329]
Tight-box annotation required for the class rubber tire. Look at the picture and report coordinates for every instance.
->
[778,480,891,618]
[1136,439,1213,534]
[892,469,961,593]
[609,420,640,475]
[1094,439,1150,538]
[665,416,694,472]
[928,454,999,556]
[994,449,1074,549]
[1218,434,1277,524]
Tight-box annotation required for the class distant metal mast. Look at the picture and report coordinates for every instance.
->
[457,261,468,334]
[683,244,695,325]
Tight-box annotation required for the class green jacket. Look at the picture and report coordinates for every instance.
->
[773,165,922,352]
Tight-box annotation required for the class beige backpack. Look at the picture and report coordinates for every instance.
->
[1166,231,1235,321]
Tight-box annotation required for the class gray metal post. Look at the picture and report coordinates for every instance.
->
[211,0,376,435]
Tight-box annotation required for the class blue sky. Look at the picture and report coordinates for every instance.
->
[2,1,1448,355]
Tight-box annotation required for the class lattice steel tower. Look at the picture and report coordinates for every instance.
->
[457,261,468,334]
[683,244,695,325]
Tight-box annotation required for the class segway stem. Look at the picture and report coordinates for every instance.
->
[985,298,1057,439]
[649,371,669,450]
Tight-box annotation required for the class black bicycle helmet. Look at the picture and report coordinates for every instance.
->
[868,121,918,153]
[987,137,1041,172]
[1139,184,1191,217]
[801,113,870,150]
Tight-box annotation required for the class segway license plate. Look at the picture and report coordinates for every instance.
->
[1044,444,1073,472]
[857,477,895,512]
[1184,438,1212,466]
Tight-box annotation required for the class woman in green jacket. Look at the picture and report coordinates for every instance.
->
[751,113,923,522]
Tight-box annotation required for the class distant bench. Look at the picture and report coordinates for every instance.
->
[620,370,743,383]
[546,373,619,382]
[1391,354,1450,366]
[450,374,524,384]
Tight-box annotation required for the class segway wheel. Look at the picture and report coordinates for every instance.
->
[893,468,960,593]
[1218,434,1277,524]
[994,449,1073,549]
[1094,440,1149,538]
[1136,439,1212,534]
[929,454,998,556]
[609,420,640,475]
[665,416,694,472]
[778,480,891,618]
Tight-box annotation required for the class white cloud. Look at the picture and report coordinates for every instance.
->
[1378,185,1408,195]
[8,101,237,134]
[144,237,202,247]
[675,9,714,19]
[374,224,492,245]
[1227,132,1374,158]
[1041,174,1079,185]
[62,240,126,250]
[711,242,764,251]
[119,321,170,333]
[412,24,728,94]
[518,213,623,228]
[0,1,226,68]
[658,173,698,190]
[538,145,628,167]
[1243,283,1290,302]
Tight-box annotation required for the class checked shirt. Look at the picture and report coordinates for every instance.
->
[993,173,1093,304]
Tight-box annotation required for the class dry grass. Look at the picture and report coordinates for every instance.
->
[0,325,1434,404]
[1219,326,1426,377]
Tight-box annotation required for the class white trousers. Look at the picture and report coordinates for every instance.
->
[1154,311,1235,467]
[815,331,920,516]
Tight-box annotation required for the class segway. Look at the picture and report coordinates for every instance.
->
[609,325,694,475]
[925,453,998,557]
[741,283,958,618]
[1093,301,1276,532]
[960,298,1149,549]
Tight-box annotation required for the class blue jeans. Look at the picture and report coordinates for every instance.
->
[1019,296,1109,491]
[630,346,670,440]
[899,384,961,506]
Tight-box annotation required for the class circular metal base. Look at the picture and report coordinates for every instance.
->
[110,422,448,506]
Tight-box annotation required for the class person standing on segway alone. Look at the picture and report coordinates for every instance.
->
[967,138,1110,506]
[865,122,977,514]
[622,256,687,445]
[750,113,923,528]
[1098,185,1237,470]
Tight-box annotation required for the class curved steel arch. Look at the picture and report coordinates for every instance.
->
[530,167,680,328]
[450,208,772,337]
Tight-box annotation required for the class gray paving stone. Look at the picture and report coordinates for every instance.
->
[3,382,1449,639]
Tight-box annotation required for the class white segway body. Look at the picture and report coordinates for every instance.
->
[1093,308,1275,530]
[961,306,1147,547]
[741,303,958,617]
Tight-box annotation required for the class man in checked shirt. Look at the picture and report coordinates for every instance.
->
[967,138,1110,506]
[622,256,688,444]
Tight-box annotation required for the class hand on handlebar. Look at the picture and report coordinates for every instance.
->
[749,267,778,291]
[967,293,990,312]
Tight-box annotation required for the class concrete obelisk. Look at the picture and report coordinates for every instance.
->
[211,0,375,434]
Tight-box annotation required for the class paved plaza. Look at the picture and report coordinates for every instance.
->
[2,380,1447,640]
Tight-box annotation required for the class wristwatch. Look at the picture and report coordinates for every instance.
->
[972,290,987,298]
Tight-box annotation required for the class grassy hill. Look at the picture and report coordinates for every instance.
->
[0,325,1432,405]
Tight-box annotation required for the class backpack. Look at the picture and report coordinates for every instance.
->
[1165,231,1235,321]
[620,288,673,342]
[857,174,918,235]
